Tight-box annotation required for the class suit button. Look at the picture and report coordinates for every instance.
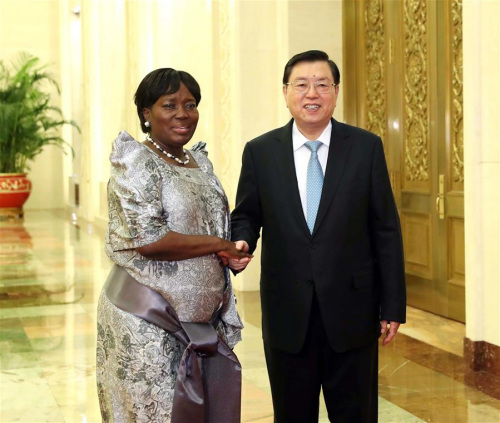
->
[310,243,317,249]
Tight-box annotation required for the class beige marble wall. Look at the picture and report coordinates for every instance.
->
[0,0,65,210]
[463,0,500,348]
[77,0,133,224]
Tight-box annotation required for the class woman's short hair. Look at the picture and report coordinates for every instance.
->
[134,68,201,133]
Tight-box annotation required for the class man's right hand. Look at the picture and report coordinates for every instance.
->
[228,240,252,271]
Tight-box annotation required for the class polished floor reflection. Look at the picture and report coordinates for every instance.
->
[1,211,499,422]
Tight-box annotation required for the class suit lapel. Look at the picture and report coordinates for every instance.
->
[313,119,352,235]
[272,120,310,235]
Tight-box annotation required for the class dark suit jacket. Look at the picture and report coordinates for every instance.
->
[231,118,406,354]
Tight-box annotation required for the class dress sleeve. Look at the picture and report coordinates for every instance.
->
[190,141,208,155]
[107,135,169,252]
[190,141,214,173]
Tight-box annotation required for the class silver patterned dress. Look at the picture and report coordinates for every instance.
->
[96,131,243,423]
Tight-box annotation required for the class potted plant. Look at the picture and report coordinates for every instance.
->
[0,52,79,219]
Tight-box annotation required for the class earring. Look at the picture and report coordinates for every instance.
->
[145,121,150,128]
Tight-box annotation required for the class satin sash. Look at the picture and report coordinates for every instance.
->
[104,264,242,423]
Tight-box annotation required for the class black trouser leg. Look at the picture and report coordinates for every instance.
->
[264,297,378,423]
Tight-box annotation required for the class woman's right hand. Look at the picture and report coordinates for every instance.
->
[221,240,252,271]
[217,240,253,266]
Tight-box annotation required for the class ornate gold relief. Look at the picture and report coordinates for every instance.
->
[364,0,386,140]
[403,0,429,183]
[451,0,464,185]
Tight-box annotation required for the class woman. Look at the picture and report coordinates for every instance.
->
[96,68,251,422]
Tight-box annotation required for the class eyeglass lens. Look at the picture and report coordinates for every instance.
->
[290,80,333,93]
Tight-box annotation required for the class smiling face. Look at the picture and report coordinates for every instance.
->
[283,60,339,140]
[142,83,199,152]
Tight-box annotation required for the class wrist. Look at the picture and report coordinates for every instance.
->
[214,236,228,252]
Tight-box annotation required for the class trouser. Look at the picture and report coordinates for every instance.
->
[264,296,379,423]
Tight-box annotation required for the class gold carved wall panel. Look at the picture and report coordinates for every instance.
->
[343,0,465,321]
[450,0,464,190]
[448,217,465,287]
[403,0,430,188]
[402,212,433,279]
[364,0,387,141]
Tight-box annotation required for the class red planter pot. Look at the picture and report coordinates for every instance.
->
[0,173,32,219]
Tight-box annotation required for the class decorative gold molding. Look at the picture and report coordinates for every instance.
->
[364,0,386,141]
[403,0,429,182]
[451,0,464,184]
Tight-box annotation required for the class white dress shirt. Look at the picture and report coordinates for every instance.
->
[292,121,332,219]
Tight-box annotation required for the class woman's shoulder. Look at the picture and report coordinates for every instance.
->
[109,131,162,178]
[110,131,152,162]
[111,130,142,152]
[190,141,213,170]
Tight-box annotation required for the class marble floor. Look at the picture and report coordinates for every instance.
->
[1,210,499,423]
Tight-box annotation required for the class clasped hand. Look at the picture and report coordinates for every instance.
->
[217,240,252,269]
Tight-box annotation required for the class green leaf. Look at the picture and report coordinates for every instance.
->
[0,52,80,173]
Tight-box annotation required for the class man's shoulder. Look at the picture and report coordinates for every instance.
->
[246,122,291,148]
[335,120,381,143]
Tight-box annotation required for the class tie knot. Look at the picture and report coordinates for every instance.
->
[305,141,322,153]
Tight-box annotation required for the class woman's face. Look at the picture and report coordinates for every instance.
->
[143,83,199,150]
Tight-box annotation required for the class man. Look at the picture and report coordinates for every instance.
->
[230,50,406,423]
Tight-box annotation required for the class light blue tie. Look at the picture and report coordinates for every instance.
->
[305,141,324,234]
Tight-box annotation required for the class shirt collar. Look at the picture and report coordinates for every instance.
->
[292,120,332,152]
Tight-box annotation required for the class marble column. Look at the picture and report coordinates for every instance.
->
[463,0,500,376]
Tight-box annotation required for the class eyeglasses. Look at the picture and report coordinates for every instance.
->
[285,80,337,94]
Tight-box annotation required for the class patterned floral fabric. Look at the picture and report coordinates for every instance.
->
[97,131,243,422]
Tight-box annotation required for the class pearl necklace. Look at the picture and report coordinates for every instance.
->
[146,135,190,165]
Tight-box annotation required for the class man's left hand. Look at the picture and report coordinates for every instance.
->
[380,320,400,346]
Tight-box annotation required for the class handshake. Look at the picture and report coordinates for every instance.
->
[217,240,252,271]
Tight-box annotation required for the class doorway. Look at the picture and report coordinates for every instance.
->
[343,0,465,322]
